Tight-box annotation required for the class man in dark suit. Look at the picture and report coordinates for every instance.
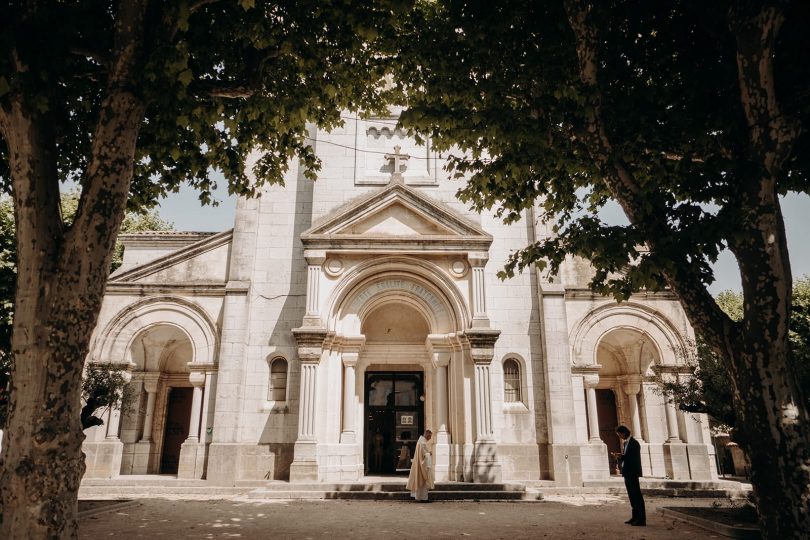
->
[614,425,646,526]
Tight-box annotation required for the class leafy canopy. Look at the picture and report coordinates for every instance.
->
[0,1,412,206]
[394,1,810,298]
[656,277,810,432]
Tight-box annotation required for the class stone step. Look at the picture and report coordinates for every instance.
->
[583,479,745,490]
[78,486,248,497]
[81,477,209,487]
[247,489,529,501]
[537,486,749,499]
[240,482,525,493]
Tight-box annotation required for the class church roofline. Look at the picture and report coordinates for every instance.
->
[118,231,218,248]
[109,228,233,282]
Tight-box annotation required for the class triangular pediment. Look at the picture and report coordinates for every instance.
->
[108,229,232,285]
[302,183,491,252]
[336,200,455,236]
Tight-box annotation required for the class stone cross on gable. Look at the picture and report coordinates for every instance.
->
[384,145,410,183]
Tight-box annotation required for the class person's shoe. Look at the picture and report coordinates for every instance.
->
[631,522,646,527]
[624,519,635,524]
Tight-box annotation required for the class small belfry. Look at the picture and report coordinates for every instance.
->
[384,144,410,183]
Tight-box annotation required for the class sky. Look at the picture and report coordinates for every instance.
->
[157,172,810,295]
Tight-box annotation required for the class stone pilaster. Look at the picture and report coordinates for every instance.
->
[427,335,452,481]
[178,369,207,479]
[468,253,491,328]
[289,327,329,481]
[572,366,610,480]
[303,250,326,327]
[467,329,502,483]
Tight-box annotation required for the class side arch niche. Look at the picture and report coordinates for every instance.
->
[85,296,219,478]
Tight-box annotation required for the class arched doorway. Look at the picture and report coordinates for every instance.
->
[121,324,195,475]
[593,328,661,475]
[361,302,429,476]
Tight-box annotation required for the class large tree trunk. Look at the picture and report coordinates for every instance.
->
[564,1,810,537]
[0,96,146,538]
[0,3,147,533]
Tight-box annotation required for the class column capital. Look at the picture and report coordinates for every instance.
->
[583,374,601,388]
[189,371,206,387]
[142,373,161,393]
[466,329,500,365]
[572,365,601,388]
[467,252,490,266]
[303,250,327,265]
[622,382,641,395]
[293,327,332,363]
[426,334,452,367]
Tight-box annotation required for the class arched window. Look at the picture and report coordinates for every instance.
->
[268,358,288,402]
[503,358,521,403]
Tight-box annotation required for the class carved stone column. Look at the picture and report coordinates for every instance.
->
[178,369,207,479]
[105,368,133,441]
[140,376,159,443]
[658,368,689,479]
[665,400,681,442]
[467,329,501,483]
[303,251,326,327]
[132,374,160,474]
[427,336,453,481]
[622,381,644,442]
[340,336,365,444]
[468,253,491,328]
[583,374,601,442]
[290,327,329,481]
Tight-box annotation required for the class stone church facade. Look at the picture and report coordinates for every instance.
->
[82,116,717,485]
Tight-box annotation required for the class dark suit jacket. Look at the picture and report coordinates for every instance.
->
[619,437,643,478]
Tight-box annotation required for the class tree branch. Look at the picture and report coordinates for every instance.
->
[730,4,801,179]
[563,0,734,350]
[190,48,278,99]
[190,0,222,14]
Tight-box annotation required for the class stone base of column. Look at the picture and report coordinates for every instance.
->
[319,443,362,481]
[178,440,207,479]
[579,441,610,481]
[472,440,502,483]
[547,443,592,487]
[130,441,156,474]
[685,443,716,480]
[205,443,238,485]
[432,441,451,482]
[83,440,124,479]
[289,441,320,482]
[339,431,356,444]
[663,442,690,480]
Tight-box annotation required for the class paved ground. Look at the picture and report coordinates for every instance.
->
[78,495,724,539]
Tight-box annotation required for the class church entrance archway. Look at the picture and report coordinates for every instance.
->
[364,371,424,476]
[160,386,193,474]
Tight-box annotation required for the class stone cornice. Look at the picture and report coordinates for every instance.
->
[564,288,679,301]
[104,283,227,296]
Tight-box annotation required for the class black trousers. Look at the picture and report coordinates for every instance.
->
[623,475,646,524]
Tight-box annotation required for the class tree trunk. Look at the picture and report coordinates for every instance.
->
[0,2,148,536]
[0,91,145,540]
[563,1,810,537]
[728,346,810,537]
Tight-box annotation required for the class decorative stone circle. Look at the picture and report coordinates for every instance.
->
[449,259,469,278]
[324,257,344,277]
